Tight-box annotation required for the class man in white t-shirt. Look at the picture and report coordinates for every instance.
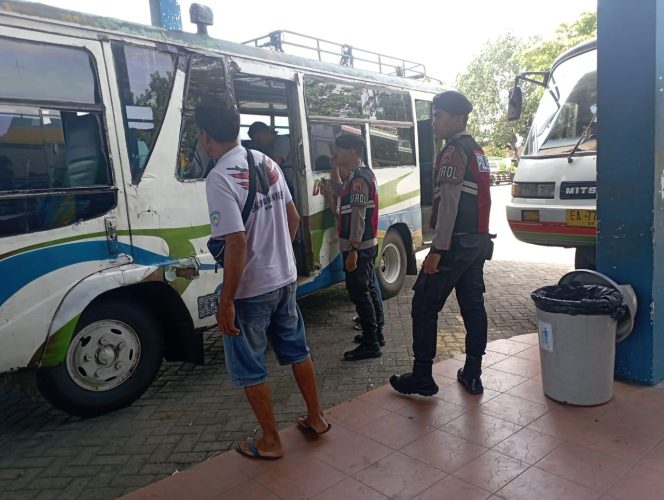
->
[196,101,329,460]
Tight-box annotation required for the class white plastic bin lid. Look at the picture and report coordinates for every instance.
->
[558,269,637,342]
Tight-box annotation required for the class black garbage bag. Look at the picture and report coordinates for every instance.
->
[531,284,627,320]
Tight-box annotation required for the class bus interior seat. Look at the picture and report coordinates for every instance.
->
[62,113,107,187]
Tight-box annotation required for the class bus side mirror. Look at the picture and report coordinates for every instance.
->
[507,86,523,121]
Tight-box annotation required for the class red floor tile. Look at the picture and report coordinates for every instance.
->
[433,358,465,378]
[414,475,490,500]
[607,464,664,500]
[453,450,529,493]
[485,339,531,356]
[357,412,434,450]
[480,368,529,393]
[253,455,346,498]
[491,356,541,378]
[566,420,660,463]
[442,411,521,448]
[312,477,387,500]
[596,399,664,438]
[513,345,541,362]
[123,456,249,500]
[357,384,414,412]
[434,382,500,408]
[353,451,446,499]
[401,429,487,473]
[535,443,631,492]
[638,439,664,473]
[527,411,593,440]
[310,428,392,475]
[325,398,389,430]
[510,333,539,345]
[479,393,548,426]
[392,397,467,428]
[493,466,600,500]
[506,378,550,406]
[218,479,280,500]
[492,427,563,465]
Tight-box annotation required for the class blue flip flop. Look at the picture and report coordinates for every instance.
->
[235,437,282,461]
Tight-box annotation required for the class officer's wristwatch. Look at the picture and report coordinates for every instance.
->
[349,245,359,252]
[430,246,445,255]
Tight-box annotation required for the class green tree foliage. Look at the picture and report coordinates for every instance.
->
[456,11,597,158]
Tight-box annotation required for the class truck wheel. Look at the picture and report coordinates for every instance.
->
[37,300,164,418]
[377,230,407,299]
[575,246,597,270]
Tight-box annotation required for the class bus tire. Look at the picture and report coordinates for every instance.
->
[575,246,596,270]
[37,300,164,418]
[377,230,407,299]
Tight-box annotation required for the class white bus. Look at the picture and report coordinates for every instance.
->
[507,39,597,269]
[0,1,443,416]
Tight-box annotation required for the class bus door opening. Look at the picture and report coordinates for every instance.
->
[415,99,436,246]
[233,74,313,276]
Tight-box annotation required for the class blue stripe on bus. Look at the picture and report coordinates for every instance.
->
[0,242,172,307]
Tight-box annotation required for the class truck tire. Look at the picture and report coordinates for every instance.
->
[37,300,164,418]
[377,230,407,299]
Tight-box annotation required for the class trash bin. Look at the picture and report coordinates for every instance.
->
[531,270,636,406]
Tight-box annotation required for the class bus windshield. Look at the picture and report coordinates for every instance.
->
[523,48,597,156]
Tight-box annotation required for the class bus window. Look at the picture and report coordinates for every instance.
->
[309,122,364,171]
[0,37,99,104]
[112,43,178,183]
[369,125,415,168]
[0,36,114,237]
[177,55,227,181]
[0,106,114,236]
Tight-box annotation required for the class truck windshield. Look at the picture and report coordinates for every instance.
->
[523,48,597,157]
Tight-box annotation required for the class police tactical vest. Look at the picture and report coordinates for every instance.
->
[339,165,379,245]
[433,134,491,235]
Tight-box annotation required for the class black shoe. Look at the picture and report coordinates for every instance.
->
[389,372,439,397]
[343,343,382,361]
[457,368,484,395]
[354,332,385,346]
[353,315,361,325]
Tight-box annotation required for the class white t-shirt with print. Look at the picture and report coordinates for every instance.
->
[206,145,297,299]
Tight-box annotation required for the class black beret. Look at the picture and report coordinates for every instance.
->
[432,91,473,115]
[334,133,365,152]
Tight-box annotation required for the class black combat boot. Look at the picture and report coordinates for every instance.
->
[344,330,381,361]
[389,361,439,396]
[354,329,385,346]
[457,354,483,395]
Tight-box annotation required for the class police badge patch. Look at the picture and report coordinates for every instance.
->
[209,210,221,226]
[476,153,490,172]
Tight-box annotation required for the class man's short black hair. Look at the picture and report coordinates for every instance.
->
[194,99,240,144]
[335,133,365,156]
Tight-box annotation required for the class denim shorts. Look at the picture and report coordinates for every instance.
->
[222,281,310,387]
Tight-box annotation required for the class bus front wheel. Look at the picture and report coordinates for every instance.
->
[37,300,164,418]
[377,230,407,299]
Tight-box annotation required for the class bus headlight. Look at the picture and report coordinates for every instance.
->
[512,182,555,199]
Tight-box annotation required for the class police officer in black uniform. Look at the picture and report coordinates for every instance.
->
[329,134,383,361]
[390,91,492,395]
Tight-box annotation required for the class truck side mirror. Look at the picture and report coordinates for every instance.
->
[507,86,523,121]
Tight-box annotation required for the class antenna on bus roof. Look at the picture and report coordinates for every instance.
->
[243,30,429,80]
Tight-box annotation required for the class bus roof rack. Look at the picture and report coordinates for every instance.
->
[243,30,429,80]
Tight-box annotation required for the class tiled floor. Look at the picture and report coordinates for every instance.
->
[124,333,664,500]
